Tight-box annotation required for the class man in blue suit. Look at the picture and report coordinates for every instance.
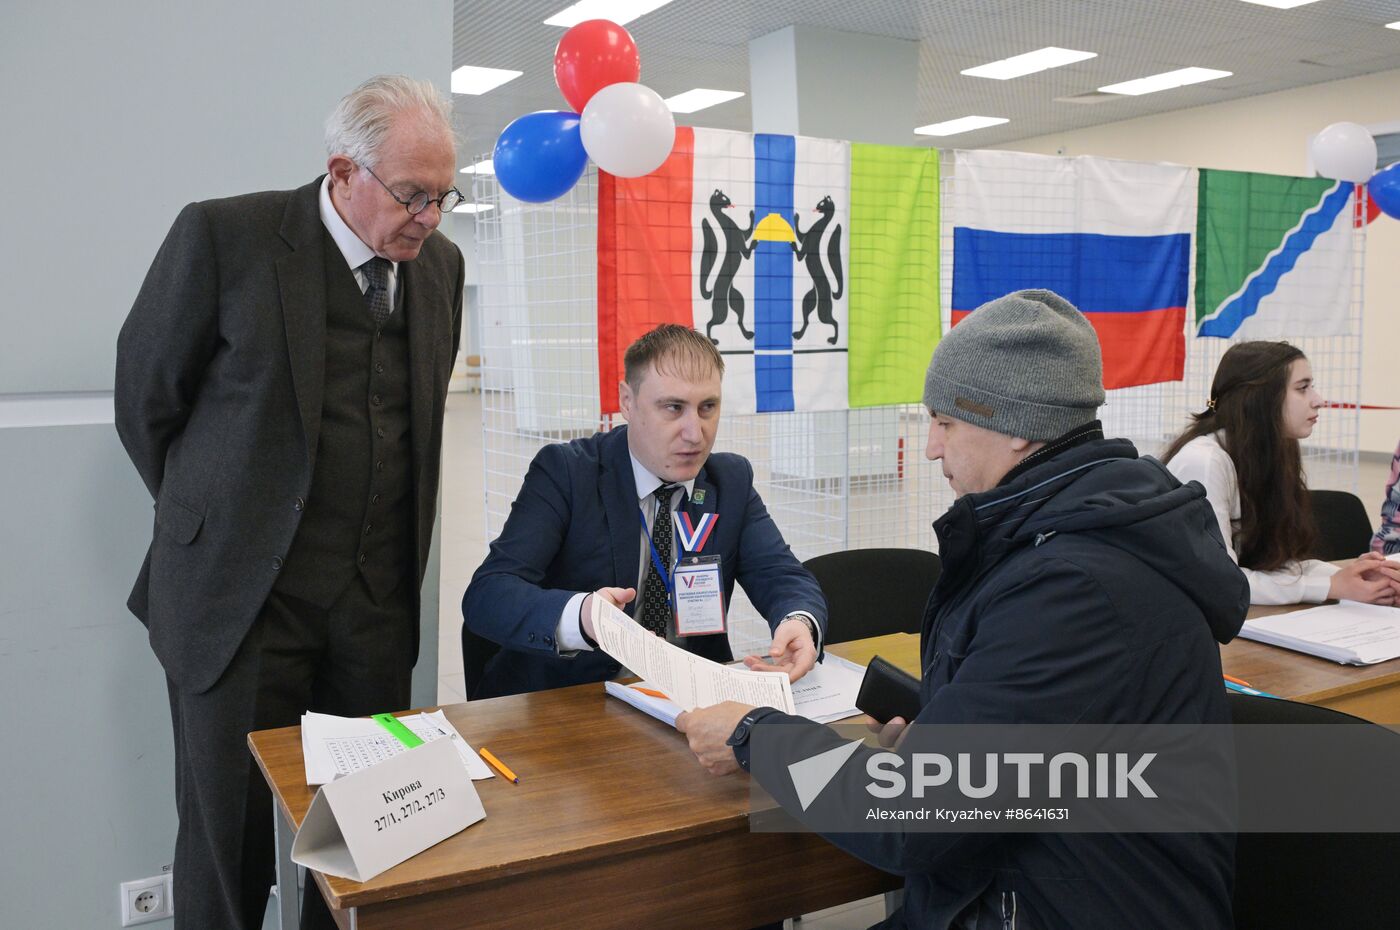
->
[463,324,827,698]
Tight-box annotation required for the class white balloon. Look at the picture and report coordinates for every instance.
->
[580,82,676,178]
[1310,122,1377,183]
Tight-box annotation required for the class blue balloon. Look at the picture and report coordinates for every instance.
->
[1369,162,1400,221]
[492,111,588,203]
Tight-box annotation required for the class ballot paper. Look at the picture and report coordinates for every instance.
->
[301,710,494,785]
[1239,601,1400,665]
[788,653,868,723]
[591,597,796,714]
[606,652,868,727]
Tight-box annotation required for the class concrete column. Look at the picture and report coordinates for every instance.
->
[748,24,920,143]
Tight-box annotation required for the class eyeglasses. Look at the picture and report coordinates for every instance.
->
[361,163,465,215]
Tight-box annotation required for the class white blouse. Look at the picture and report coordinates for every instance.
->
[1166,433,1336,605]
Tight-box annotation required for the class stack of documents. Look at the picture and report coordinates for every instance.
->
[590,597,797,715]
[1239,601,1400,665]
[606,653,869,727]
[300,710,494,785]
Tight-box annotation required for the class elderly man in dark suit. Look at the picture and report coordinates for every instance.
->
[115,75,465,929]
[463,324,827,699]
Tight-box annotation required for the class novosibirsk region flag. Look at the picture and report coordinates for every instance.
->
[598,127,940,415]
[1195,169,1357,339]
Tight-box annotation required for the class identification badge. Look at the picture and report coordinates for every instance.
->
[672,555,725,637]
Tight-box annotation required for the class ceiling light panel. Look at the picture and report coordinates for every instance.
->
[1099,67,1232,96]
[962,47,1098,80]
[1236,0,1324,8]
[451,66,522,95]
[663,89,745,113]
[914,116,1010,136]
[544,0,674,27]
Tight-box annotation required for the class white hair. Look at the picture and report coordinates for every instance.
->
[324,74,454,168]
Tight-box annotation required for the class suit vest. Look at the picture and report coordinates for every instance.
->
[275,236,415,607]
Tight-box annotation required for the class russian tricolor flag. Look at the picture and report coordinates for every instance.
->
[951,150,1194,390]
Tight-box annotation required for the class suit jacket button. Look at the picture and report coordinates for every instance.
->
[528,632,536,643]
[544,635,554,647]
[294,497,305,511]
[271,557,283,570]
[358,553,367,565]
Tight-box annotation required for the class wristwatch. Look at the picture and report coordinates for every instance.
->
[784,613,819,646]
[727,707,779,747]
[727,707,781,772]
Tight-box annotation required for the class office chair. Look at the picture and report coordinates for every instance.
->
[1307,489,1374,561]
[1227,693,1400,928]
[802,548,940,645]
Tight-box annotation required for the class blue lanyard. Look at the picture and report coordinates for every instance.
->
[637,504,677,594]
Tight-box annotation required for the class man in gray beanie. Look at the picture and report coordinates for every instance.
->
[677,289,1248,929]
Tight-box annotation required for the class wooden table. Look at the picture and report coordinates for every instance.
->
[249,639,900,930]
[853,615,1400,725]
[845,607,1400,728]
[249,619,1400,929]
[1221,602,1400,723]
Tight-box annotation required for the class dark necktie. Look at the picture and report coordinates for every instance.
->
[359,257,392,326]
[638,484,680,636]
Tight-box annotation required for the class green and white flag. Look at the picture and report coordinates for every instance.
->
[1195,170,1357,339]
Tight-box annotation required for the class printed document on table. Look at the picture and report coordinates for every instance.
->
[1239,601,1400,665]
[607,652,867,727]
[591,597,796,714]
[301,710,494,785]
[788,652,867,723]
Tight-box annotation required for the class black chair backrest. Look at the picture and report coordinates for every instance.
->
[461,622,501,701]
[1307,489,1374,561]
[1228,692,1400,929]
[802,548,940,645]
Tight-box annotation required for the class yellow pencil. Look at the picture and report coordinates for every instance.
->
[479,747,520,784]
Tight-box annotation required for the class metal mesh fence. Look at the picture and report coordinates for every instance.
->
[471,151,1363,655]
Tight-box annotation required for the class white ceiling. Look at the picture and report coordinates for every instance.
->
[451,0,1400,162]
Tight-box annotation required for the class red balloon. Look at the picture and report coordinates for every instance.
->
[553,19,640,114]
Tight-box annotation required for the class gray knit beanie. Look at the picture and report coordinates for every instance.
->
[923,289,1104,441]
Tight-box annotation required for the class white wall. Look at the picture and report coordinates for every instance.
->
[0,2,451,927]
[996,67,1400,454]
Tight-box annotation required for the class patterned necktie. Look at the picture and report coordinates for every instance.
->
[638,484,680,636]
[359,257,392,326]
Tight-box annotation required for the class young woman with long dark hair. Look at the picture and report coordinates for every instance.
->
[1162,341,1400,605]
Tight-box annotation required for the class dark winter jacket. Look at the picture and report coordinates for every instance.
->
[737,434,1248,929]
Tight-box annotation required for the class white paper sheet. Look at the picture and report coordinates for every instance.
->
[1239,601,1400,665]
[606,652,867,728]
[301,710,493,785]
[786,653,867,723]
[591,597,796,714]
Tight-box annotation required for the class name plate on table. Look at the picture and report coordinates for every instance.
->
[291,737,485,882]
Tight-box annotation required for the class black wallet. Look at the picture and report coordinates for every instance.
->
[855,655,922,724]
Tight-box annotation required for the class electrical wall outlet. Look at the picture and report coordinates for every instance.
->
[120,873,173,926]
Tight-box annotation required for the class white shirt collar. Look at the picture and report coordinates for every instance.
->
[628,450,696,504]
[318,175,397,278]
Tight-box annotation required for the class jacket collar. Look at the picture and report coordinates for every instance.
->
[276,178,329,468]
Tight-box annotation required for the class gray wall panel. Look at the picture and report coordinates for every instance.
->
[0,1,453,926]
